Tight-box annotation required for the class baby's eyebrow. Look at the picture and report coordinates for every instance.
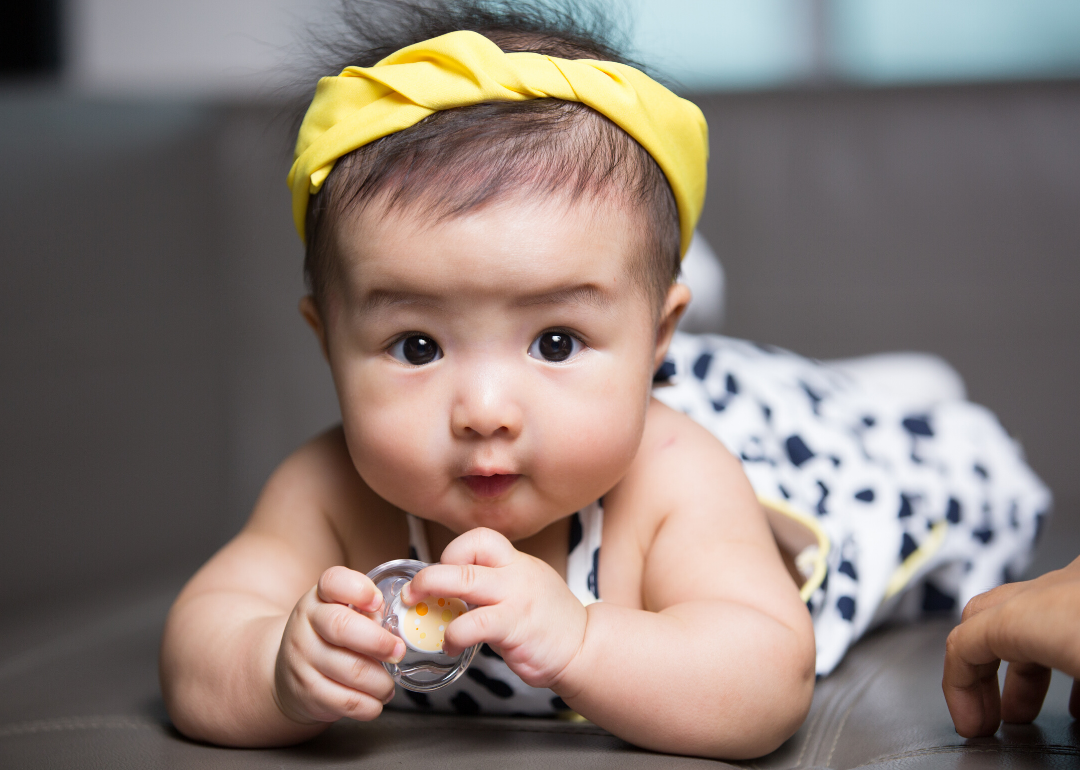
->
[359,289,442,314]
[514,284,612,310]
[359,284,613,313]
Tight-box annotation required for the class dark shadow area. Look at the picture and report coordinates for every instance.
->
[1,0,61,77]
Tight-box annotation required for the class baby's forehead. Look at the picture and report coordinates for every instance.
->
[336,190,644,296]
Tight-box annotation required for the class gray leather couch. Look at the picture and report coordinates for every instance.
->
[2,81,1079,768]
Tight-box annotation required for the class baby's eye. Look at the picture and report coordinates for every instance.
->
[528,330,583,363]
[389,334,442,366]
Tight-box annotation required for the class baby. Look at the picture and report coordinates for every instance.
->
[160,0,1049,760]
[159,1,814,758]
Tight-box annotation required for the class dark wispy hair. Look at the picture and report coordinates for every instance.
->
[299,0,681,314]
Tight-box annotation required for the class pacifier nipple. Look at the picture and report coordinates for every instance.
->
[397,595,468,653]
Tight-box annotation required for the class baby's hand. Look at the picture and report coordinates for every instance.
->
[274,567,405,725]
[403,528,588,690]
[943,555,1080,738]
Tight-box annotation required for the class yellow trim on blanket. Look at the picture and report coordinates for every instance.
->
[758,496,830,603]
[884,520,949,599]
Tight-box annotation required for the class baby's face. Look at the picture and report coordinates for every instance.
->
[315,194,676,541]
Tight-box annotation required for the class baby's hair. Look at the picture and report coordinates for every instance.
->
[301,0,681,316]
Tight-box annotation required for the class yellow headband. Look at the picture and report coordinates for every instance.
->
[289,30,708,256]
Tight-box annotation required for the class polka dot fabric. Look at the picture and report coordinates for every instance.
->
[655,333,1051,675]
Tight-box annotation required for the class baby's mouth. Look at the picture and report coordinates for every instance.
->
[460,474,521,499]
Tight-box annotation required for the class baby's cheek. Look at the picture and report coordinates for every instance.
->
[346,404,446,505]
[538,387,644,483]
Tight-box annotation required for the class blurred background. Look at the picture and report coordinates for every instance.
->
[2,0,1079,624]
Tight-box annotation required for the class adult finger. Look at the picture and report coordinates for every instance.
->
[403,563,506,608]
[310,602,405,662]
[960,563,1080,624]
[991,587,1080,677]
[439,527,519,569]
[317,566,382,613]
[1000,661,1052,724]
[943,623,1003,738]
[951,588,1080,678]
[961,581,1029,623]
[944,584,1080,737]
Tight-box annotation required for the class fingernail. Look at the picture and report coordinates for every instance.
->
[401,581,413,605]
[390,639,406,663]
[383,689,397,705]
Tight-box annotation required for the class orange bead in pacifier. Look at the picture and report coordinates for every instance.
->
[400,596,467,652]
[366,559,478,692]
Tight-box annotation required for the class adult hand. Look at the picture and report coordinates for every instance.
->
[943,556,1080,738]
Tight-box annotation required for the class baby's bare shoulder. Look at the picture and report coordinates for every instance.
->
[255,426,362,517]
[602,399,782,594]
[249,426,404,567]
[174,427,404,617]
[621,398,753,508]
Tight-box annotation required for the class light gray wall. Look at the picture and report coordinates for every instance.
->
[700,85,1080,579]
[65,0,1080,96]
[0,98,338,611]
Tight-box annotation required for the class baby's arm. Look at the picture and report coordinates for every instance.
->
[160,429,403,746]
[943,555,1080,737]
[409,402,815,759]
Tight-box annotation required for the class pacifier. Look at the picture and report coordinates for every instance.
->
[366,559,479,692]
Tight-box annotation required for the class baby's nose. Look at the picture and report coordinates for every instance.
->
[450,368,523,439]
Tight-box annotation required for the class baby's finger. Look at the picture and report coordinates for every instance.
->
[1000,660,1052,724]
[311,603,405,663]
[403,563,505,608]
[304,672,389,723]
[439,527,518,569]
[318,566,382,612]
[309,645,397,706]
[442,605,509,656]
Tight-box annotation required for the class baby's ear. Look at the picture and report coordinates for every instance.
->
[653,283,691,370]
[299,295,330,361]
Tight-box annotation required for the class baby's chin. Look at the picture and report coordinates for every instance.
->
[413,495,568,544]
[391,472,610,541]
[439,505,546,542]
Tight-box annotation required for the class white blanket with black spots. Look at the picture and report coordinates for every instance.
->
[655,333,1051,675]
